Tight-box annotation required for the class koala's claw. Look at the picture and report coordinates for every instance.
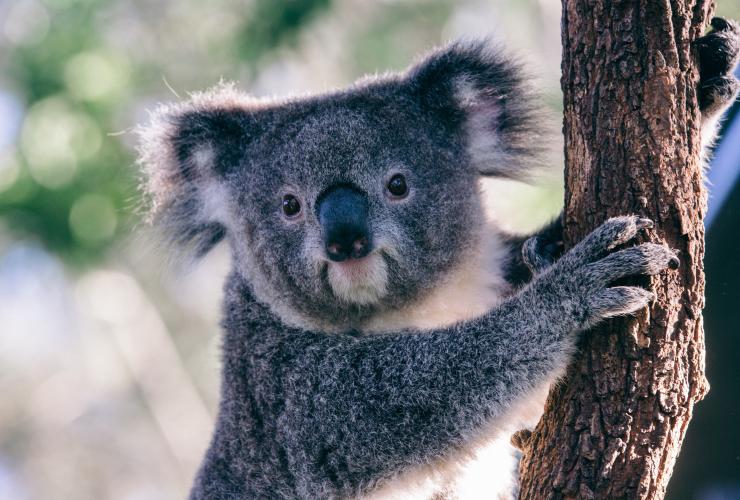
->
[668,255,680,270]
[711,17,733,32]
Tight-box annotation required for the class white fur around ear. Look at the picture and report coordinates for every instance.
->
[135,82,258,254]
[409,41,551,181]
[135,82,253,220]
[453,72,547,181]
[454,78,507,176]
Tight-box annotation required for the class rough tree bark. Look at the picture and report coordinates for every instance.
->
[518,1,712,498]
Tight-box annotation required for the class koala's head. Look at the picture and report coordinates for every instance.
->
[137,42,541,330]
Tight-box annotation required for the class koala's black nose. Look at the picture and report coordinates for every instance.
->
[317,185,372,262]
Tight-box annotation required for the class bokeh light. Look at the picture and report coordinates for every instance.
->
[0,150,21,192]
[20,97,102,189]
[64,51,129,102]
[3,0,50,47]
[69,193,117,243]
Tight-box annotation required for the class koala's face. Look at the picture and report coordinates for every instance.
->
[138,43,539,328]
[228,98,482,325]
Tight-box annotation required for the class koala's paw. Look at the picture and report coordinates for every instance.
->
[522,216,564,275]
[695,17,740,116]
[522,235,563,275]
[547,216,677,328]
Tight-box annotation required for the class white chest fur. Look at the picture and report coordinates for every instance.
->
[360,225,552,500]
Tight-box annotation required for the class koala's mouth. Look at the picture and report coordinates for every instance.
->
[326,252,389,305]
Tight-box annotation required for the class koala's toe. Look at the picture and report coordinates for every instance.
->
[522,236,560,274]
[586,243,677,283]
[634,243,679,274]
[588,286,654,322]
[601,216,652,249]
[568,215,649,266]
[711,16,739,36]
[522,237,543,274]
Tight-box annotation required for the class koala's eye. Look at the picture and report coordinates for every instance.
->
[282,194,301,218]
[386,174,408,199]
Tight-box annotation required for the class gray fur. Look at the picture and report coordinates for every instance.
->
[134,26,739,499]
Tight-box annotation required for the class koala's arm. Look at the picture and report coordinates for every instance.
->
[196,217,675,499]
[272,292,573,497]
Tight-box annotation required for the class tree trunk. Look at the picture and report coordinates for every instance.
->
[518,1,712,498]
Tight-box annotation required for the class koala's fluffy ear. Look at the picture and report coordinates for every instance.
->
[406,41,544,179]
[136,83,253,257]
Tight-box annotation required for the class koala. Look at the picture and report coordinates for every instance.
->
[136,18,739,500]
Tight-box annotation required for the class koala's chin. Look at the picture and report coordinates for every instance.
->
[326,253,389,306]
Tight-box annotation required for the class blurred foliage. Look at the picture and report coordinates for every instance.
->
[349,0,453,75]
[238,0,331,63]
[1,0,135,265]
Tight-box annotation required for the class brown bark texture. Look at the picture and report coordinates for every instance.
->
[518,1,713,499]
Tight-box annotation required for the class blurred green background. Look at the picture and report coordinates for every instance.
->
[0,1,738,499]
